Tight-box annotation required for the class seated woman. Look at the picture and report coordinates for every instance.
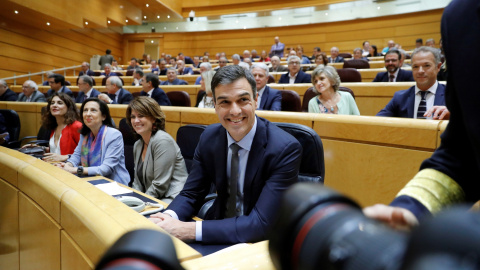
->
[196,70,216,108]
[309,53,328,70]
[25,93,82,162]
[308,65,360,115]
[60,98,129,185]
[126,97,187,203]
[367,45,380,57]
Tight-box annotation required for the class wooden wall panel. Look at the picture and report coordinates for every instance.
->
[162,9,443,58]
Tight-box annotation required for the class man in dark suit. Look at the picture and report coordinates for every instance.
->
[376,46,446,119]
[141,73,171,106]
[252,63,281,111]
[75,76,100,103]
[78,62,95,77]
[365,0,480,229]
[0,80,18,101]
[372,50,415,82]
[161,68,188,86]
[158,59,168,76]
[176,59,193,75]
[278,56,311,84]
[17,80,46,102]
[269,56,288,73]
[328,47,344,63]
[46,74,74,99]
[150,65,301,244]
[98,76,133,105]
[178,52,194,65]
[101,64,119,78]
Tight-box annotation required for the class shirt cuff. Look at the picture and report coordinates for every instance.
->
[195,221,202,242]
[163,210,178,220]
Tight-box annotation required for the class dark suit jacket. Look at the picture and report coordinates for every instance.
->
[178,67,193,75]
[46,86,74,99]
[373,69,414,82]
[159,69,167,76]
[376,83,446,118]
[328,56,345,63]
[184,56,194,65]
[167,117,302,244]
[161,79,188,86]
[258,86,282,111]
[390,0,480,219]
[269,65,288,73]
[75,88,101,103]
[79,70,95,77]
[141,87,171,106]
[0,88,18,101]
[17,90,46,102]
[111,88,134,105]
[278,70,311,84]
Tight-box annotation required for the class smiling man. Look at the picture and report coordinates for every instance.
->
[150,65,302,244]
[376,46,448,119]
[373,50,414,82]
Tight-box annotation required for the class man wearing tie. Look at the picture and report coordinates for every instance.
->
[372,50,415,82]
[140,73,171,106]
[376,46,448,119]
[98,76,133,105]
[17,80,46,102]
[150,65,302,244]
[269,36,285,58]
[75,76,100,103]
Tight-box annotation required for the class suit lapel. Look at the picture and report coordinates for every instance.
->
[143,137,152,181]
[434,84,445,105]
[243,117,267,203]
[260,86,269,109]
[407,87,416,117]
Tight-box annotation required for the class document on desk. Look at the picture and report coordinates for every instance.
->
[94,182,132,196]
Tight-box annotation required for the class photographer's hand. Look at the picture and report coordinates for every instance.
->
[363,204,418,231]
[149,213,195,242]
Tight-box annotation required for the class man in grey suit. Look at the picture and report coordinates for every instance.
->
[17,80,46,102]
[98,49,114,69]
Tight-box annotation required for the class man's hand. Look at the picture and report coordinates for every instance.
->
[363,204,419,231]
[424,105,450,120]
[149,212,196,242]
[97,94,111,104]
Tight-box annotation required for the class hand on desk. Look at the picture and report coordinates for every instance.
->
[424,105,450,120]
[42,153,68,162]
[363,204,418,231]
[149,212,196,242]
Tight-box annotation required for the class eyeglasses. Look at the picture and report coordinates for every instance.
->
[289,62,300,65]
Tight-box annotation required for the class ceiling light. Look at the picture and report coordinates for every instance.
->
[157,15,160,19]
[119,5,123,9]
[279,17,282,21]
[243,26,246,29]
[176,27,178,29]
[125,19,129,22]
[146,4,149,7]
[144,16,146,19]
[235,20,238,24]
[377,6,381,9]
[85,21,88,25]
[167,15,170,19]
[108,20,111,24]
[46,22,50,26]
[151,40,154,43]
[164,27,166,29]
[14,10,18,14]
[325,12,328,15]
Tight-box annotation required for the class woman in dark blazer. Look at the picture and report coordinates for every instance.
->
[126,97,187,203]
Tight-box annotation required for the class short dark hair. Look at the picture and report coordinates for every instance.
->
[131,57,137,62]
[416,38,423,44]
[385,49,402,60]
[145,73,159,88]
[314,47,321,52]
[48,74,65,86]
[106,49,111,54]
[79,98,114,136]
[134,69,144,77]
[211,65,256,101]
[43,93,79,131]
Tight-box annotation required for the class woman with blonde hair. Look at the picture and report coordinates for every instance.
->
[126,96,187,203]
[308,65,360,115]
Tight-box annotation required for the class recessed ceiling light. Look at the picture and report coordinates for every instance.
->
[157,15,160,19]
[151,40,154,43]
[164,27,166,30]
[243,26,246,29]
[108,20,111,24]
[176,27,178,29]
[14,10,18,14]
[119,5,123,8]
[125,19,128,23]
[167,15,170,19]
[85,21,88,25]
[46,22,50,26]
[325,12,328,15]
[146,4,149,7]
[377,6,381,9]
[144,16,146,19]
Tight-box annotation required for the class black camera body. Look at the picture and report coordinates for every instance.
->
[269,183,480,270]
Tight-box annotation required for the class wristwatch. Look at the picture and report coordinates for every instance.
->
[77,166,84,175]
